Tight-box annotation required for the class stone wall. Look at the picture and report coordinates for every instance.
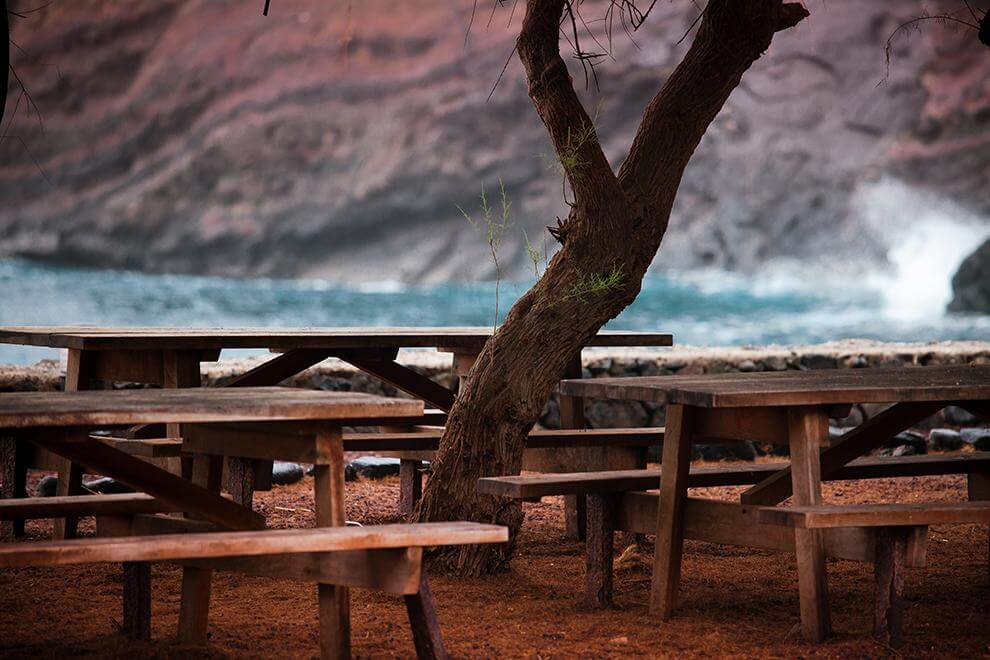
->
[2,339,988,459]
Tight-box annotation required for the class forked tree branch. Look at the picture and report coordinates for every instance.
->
[617,0,808,215]
[516,0,623,214]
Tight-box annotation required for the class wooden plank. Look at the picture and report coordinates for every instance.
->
[0,326,672,351]
[123,562,152,640]
[560,353,588,540]
[788,407,832,642]
[0,493,179,519]
[187,547,423,595]
[650,404,693,619]
[477,452,990,499]
[0,387,424,428]
[741,401,944,506]
[28,430,265,531]
[758,500,990,528]
[0,523,507,568]
[615,493,926,566]
[55,347,95,540]
[559,366,990,407]
[96,435,184,458]
[182,424,331,464]
[343,427,663,452]
[691,407,789,444]
[874,527,910,648]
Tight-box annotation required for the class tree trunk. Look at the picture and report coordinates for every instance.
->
[415,0,808,576]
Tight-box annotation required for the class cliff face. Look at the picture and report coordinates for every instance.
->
[1,1,988,282]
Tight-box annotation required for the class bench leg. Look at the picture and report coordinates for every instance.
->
[313,449,351,659]
[650,404,693,619]
[177,454,223,643]
[968,471,990,585]
[404,572,448,660]
[0,435,27,539]
[399,459,423,516]
[788,408,832,643]
[53,458,84,539]
[586,493,616,607]
[874,527,909,648]
[123,561,152,640]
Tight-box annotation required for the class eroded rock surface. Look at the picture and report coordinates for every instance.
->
[1,0,988,281]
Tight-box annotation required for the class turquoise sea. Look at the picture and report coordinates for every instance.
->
[1,258,988,365]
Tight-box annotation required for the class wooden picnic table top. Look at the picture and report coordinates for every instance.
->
[0,386,423,428]
[559,364,990,407]
[0,326,673,351]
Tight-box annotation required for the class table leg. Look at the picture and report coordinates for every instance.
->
[0,433,27,538]
[313,429,351,659]
[177,453,224,643]
[404,572,448,660]
[788,407,832,642]
[968,469,990,585]
[559,354,587,539]
[650,404,693,618]
[54,348,96,539]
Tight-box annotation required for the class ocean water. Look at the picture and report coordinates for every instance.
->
[1,257,987,365]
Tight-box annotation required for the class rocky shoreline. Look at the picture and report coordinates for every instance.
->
[2,340,987,461]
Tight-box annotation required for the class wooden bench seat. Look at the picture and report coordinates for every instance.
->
[0,493,179,519]
[757,500,990,647]
[477,452,990,499]
[0,522,506,659]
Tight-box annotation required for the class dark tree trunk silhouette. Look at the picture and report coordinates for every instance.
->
[414,0,808,575]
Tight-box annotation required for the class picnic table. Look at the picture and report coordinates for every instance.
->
[0,325,673,536]
[558,365,990,643]
[0,386,471,655]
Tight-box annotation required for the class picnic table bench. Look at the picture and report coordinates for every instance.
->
[541,365,990,644]
[0,386,510,657]
[0,325,672,535]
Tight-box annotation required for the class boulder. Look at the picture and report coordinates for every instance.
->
[345,456,402,481]
[35,475,58,497]
[961,428,990,450]
[948,238,990,313]
[927,428,964,451]
[271,461,305,486]
[883,430,927,454]
[693,441,758,462]
[944,405,980,426]
[83,477,134,494]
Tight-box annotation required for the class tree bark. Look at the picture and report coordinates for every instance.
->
[414,0,808,576]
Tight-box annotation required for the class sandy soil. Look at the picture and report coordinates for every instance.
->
[0,464,988,658]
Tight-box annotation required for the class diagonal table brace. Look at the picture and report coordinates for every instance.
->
[27,429,265,531]
[741,401,945,506]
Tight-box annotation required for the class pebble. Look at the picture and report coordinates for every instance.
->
[35,475,58,497]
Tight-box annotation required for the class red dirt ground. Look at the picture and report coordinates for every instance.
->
[1,461,988,658]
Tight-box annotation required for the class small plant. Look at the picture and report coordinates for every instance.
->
[562,267,626,304]
[458,178,512,331]
[541,102,603,201]
[522,229,547,279]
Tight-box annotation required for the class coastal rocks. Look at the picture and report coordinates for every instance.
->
[949,238,990,313]
[693,441,758,462]
[928,428,964,451]
[2,3,989,281]
[34,475,133,496]
[271,461,305,486]
[961,428,990,450]
[944,405,980,426]
[35,475,58,497]
[345,457,402,481]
